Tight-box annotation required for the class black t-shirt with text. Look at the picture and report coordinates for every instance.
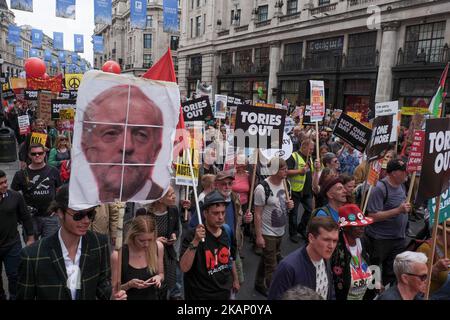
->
[181,226,236,300]
[11,165,61,216]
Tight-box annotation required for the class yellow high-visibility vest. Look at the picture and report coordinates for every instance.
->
[289,152,313,192]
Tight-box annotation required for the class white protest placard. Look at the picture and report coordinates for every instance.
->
[18,115,30,135]
[69,70,180,210]
[214,94,228,119]
[310,80,325,122]
[260,132,293,161]
[375,101,399,143]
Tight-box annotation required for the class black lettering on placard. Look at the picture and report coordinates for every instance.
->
[2,89,15,100]
[69,90,78,99]
[333,113,372,153]
[227,95,245,107]
[234,105,286,149]
[417,118,450,202]
[181,96,213,122]
[51,99,76,120]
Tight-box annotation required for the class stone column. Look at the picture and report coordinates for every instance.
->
[178,56,188,98]
[375,21,400,103]
[267,41,281,104]
[201,52,216,91]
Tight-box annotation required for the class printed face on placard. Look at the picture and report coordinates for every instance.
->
[81,85,163,202]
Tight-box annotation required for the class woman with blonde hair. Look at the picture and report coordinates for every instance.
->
[48,134,71,169]
[111,215,164,300]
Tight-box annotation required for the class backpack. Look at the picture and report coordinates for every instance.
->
[259,179,291,205]
[311,205,332,219]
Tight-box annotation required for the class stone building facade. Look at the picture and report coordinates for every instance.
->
[93,0,181,76]
[178,0,450,122]
[0,0,90,78]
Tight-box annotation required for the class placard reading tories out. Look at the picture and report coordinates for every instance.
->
[234,105,286,149]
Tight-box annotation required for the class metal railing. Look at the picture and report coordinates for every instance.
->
[397,45,449,66]
[342,50,379,68]
[310,2,337,15]
[279,12,301,23]
[255,19,271,28]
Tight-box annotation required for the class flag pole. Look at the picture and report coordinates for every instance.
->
[186,147,203,239]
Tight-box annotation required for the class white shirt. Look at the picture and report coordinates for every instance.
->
[58,229,82,300]
[129,180,153,201]
[312,258,328,300]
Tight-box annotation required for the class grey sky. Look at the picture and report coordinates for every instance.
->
[7,0,95,64]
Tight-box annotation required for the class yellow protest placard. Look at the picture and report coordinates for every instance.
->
[60,108,75,120]
[30,132,47,146]
[175,144,199,186]
[347,112,362,122]
[65,74,83,90]
[401,106,429,116]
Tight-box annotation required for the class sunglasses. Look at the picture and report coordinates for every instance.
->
[67,208,96,221]
[30,152,45,157]
[406,273,427,281]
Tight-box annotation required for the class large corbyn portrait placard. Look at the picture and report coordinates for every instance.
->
[417,118,450,203]
[69,70,180,209]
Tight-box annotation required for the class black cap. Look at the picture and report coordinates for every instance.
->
[202,190,227,211]
[386,159,406,173]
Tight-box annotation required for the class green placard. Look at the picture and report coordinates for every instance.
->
[428,189,450,225]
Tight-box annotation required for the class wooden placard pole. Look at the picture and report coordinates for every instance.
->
[406,172,416,204]
[362,185,373,214]
[444,220,448,260]
[283,179,290,202]
[315,121,320,163]
[247,150,259,214]
[184,185,190,222]
[114,202,125,294]
[425,196,441,300]
[360,160,371,209]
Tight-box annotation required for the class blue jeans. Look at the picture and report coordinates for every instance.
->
[431,274,450,300]
[168,264,184,299]
[0,239,22,300]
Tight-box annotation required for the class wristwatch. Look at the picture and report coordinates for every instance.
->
[188,242,198,251]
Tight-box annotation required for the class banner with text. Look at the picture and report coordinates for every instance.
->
[234,105,285,149]
[214,94,227,119]
[333,112,372,153]
[417,118,450,202]
[366,114,393,161]
[375,101,399,143]
[11,0,33,12]
[163,0,178,33]
[181,96,213,122]
[24,90,39,100]
[53,32,64,50]
[130,0,147,29]
[310,80,325,122]
[94,0,112,25]
[51,99,76,120]
[428,189,450,225]
[406,130,425,172]
[18,115,30,135]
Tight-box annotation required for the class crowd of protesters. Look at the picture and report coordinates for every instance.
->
[0,97,449,301]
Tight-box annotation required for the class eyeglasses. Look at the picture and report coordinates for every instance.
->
[30,152,45,157]
[405,273,428,281]
[66,208,96,221]
[219,181,234,186]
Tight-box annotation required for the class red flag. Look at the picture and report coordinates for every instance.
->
[142,48,185,130]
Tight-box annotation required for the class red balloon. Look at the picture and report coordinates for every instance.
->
[24,58,46,78]
[102,60,121,74]
[41,73,50,80]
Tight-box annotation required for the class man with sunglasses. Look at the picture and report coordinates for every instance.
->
[11,143,62,240]
[377,251,427,300]
[17,184,127,300]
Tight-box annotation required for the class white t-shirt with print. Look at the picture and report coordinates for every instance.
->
[254,178,288,237]
[313,258,328,300]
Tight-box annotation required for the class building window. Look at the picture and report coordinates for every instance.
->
[146,15,153,28]
[404,21,446,64]
[287,0,298,14]
[203,14,206,35]
[190,55,202,76]
[195,16,201,37]
[235,49,252,73]
[170,36,179,51]
[144,34,152,49]
[191,0,194,10]
[190,18,193,38]
[143,54,152,68]
[280,80,300,105]
[173,56,178,72]
[196,0,200,7]
[318,0,330,6]
[306,36,344,70]
[255,47,269,73]
[282,42,303,71]
[347,31,377,67]
[258,5,268,22]
[231,9,241,26]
